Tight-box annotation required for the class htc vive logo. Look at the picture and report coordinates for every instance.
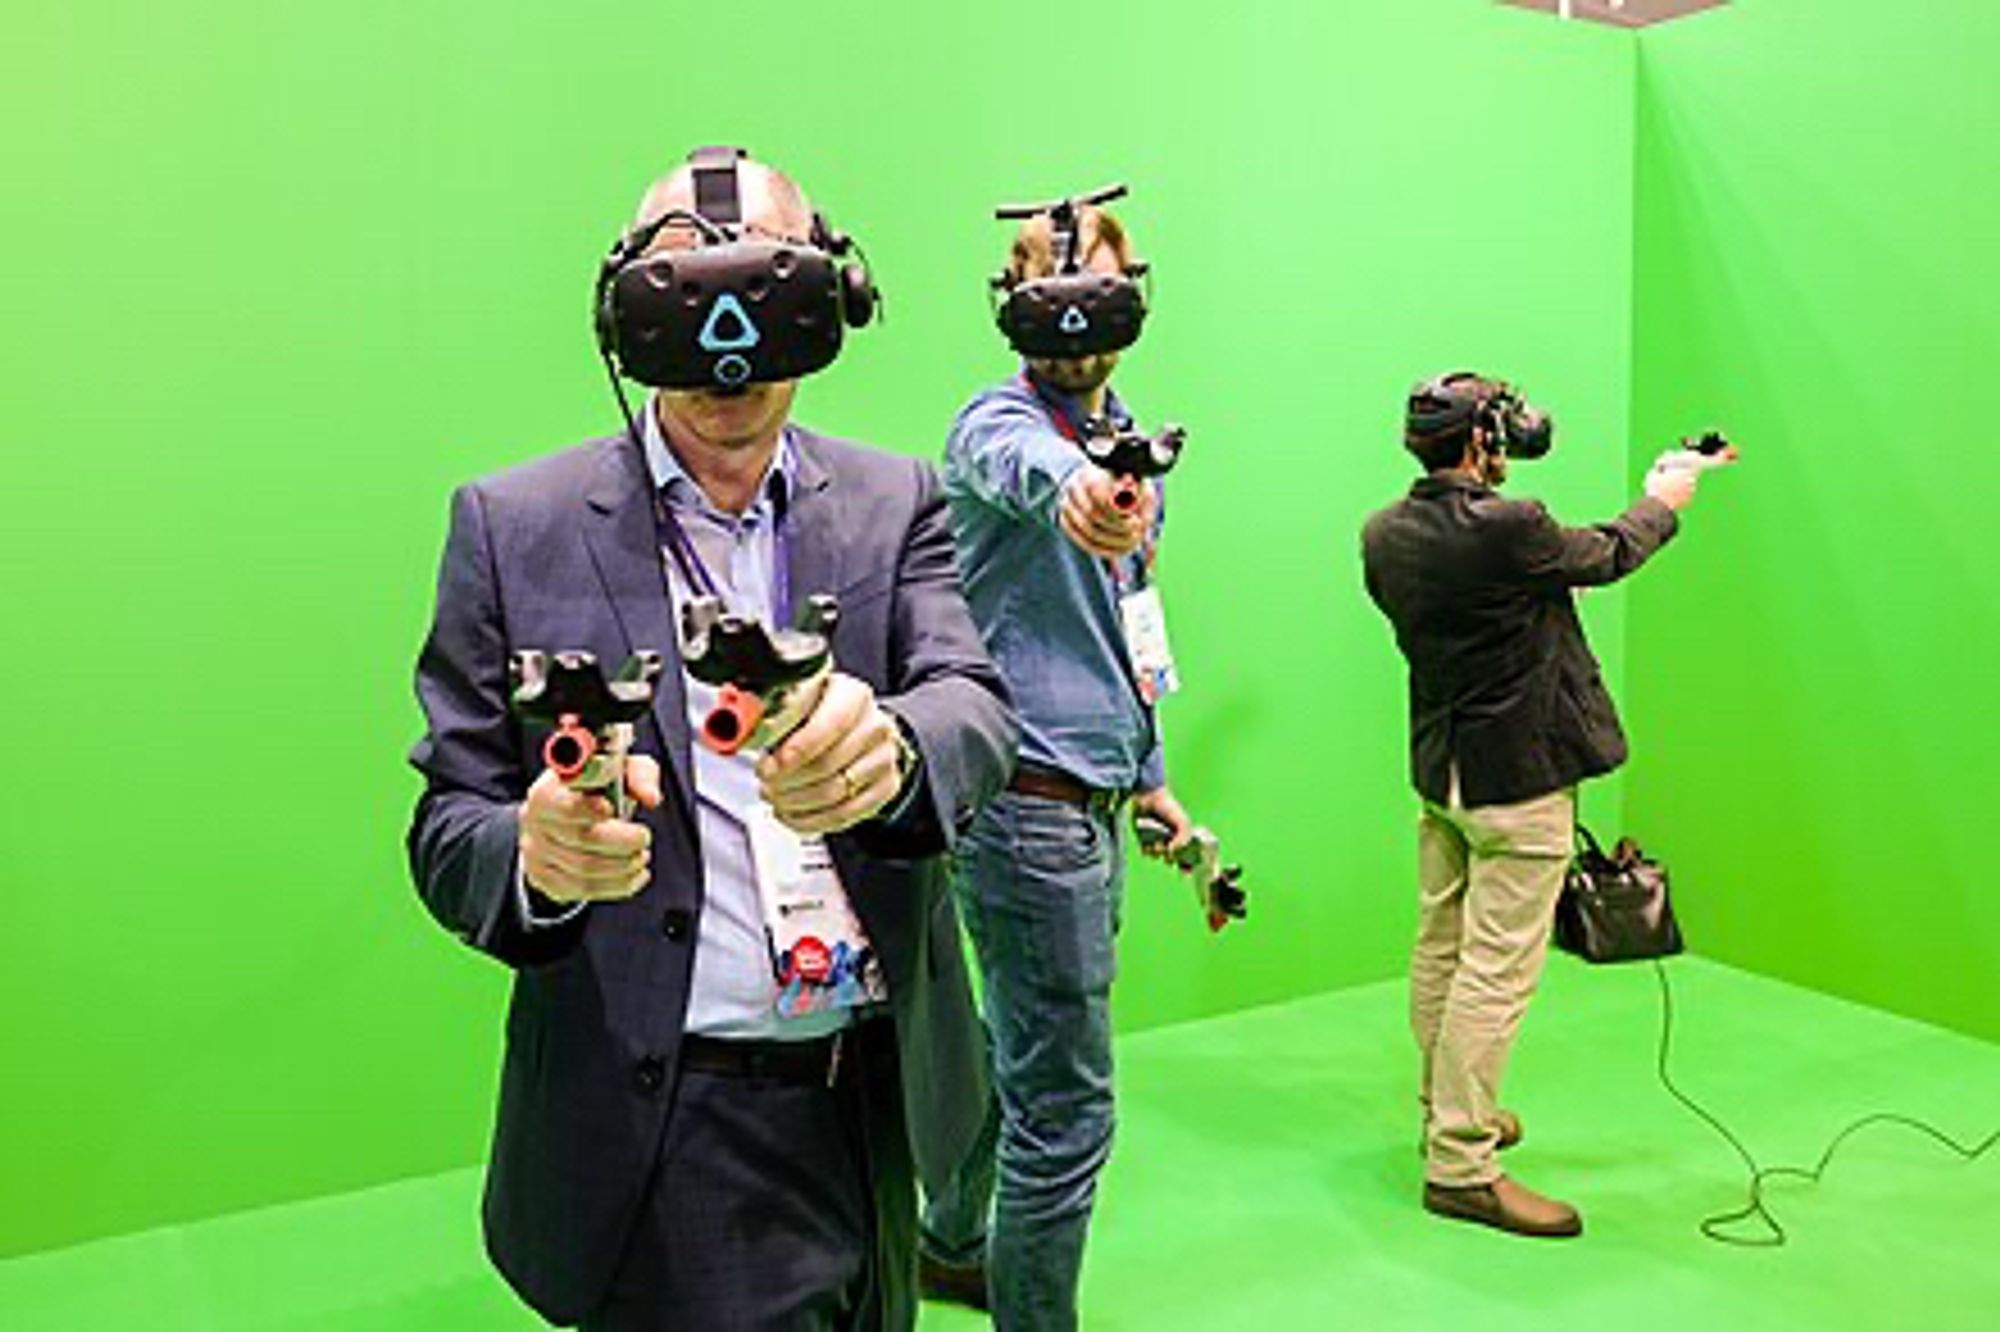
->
[1058,305,1089,335]
[699,293,760,387]
[699,293,762,353]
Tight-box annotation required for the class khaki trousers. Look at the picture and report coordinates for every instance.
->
[1411,781,1575,1186]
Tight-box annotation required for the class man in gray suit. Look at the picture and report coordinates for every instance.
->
[407,151,1015,1328]
[1362,371,1715,1239]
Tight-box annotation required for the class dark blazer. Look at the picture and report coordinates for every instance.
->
[1361,474,1678,808]
[406,428,1016,1324]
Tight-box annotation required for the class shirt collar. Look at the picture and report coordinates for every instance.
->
[641,395,795,519]
[1019,365,1131,431]
[1410,470,1493,500]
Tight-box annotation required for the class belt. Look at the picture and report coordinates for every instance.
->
[680,1021,881,1088]
[1008,763,1128,818]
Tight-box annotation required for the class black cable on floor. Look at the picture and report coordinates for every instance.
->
[1649,958,1999,1247]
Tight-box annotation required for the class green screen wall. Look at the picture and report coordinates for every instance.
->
[1627,0,2000,1044]
[0,1,1637,1255]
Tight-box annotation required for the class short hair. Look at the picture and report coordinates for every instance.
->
[1005,205,1134,284]
[1404,372,1496,471]
[631,158,815,247]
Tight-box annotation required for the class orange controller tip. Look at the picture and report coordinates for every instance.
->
[700,684,767,756]
[543,714,598,783]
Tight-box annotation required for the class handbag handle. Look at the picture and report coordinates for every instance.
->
[1577,822,1650,871]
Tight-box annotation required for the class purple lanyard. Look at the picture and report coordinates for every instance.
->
[651,482,793,627]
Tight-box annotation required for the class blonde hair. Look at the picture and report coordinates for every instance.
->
[1005,205,1134,284]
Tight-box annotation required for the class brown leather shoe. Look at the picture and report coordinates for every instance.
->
[1423,1175,1583,1238]
[1417,1108,1524,1157]
[917,1251,989,1311]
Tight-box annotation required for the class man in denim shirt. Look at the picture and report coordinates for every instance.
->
[918,202,1194,1330]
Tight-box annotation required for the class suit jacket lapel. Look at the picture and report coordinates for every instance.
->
[581,436,697,824]
[784,430,844,621]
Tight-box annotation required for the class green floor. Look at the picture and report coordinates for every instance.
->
[5,958,1996,1330]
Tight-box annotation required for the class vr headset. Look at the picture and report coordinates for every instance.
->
[594,146,879,391]
[990,182,1149,358]
[1406,371,1555,460]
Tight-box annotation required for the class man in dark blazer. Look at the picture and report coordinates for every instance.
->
[407,154,1015,1329]
[1361,371,1714,1239]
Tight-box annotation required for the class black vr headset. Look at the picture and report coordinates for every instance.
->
[594,146,879,391]
[990,183,1149,358]
[1406,371,1555,460]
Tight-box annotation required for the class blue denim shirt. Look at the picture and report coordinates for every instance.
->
[942,373,1166,793]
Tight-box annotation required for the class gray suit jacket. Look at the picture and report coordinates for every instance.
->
[1362,474,1678,808]
[407,427,1015,1323]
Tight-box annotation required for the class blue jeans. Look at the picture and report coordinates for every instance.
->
[920,789,1124,1332]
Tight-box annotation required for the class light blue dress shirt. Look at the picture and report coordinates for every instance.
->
[640,406,855,1040]
[518,406,851,1040]
[941,373,1166,793]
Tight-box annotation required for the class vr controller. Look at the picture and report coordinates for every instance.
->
[1408,372,1554,461]
[680,594,840,755]
[510,650,665,820]
[595,146,880,392]
[991,183,1150,358]
[1081,417,1186,512]
[1135,814,1249,933]
[1648,430,1740,482]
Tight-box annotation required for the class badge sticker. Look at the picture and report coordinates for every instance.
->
[746,803,887,1016]
[1119,584,1181,703]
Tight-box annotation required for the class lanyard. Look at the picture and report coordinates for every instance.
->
[1019,371,1154,592]
[1021,370,1088,443]
[650,468,794,627]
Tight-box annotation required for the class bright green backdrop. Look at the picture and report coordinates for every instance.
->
[3,0,1639,1257]
[1626,1,2000,1045]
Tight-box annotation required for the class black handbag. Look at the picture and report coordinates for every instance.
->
[1553,825,1685,964]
